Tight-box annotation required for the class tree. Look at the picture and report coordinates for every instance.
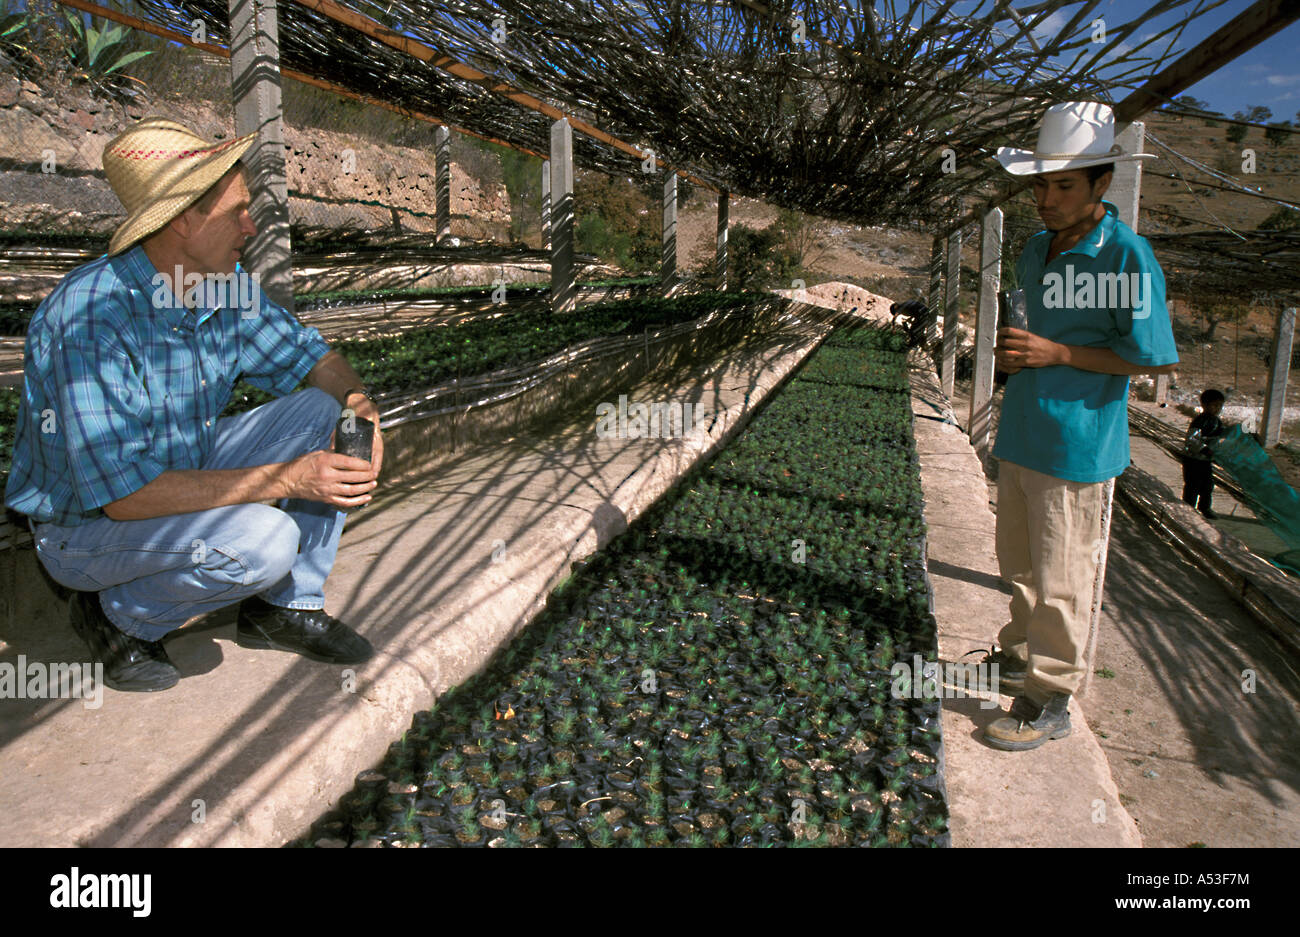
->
[572,172,659,273]
[1191,292,1247,342]
[1264,121,1293,147]
[1226,122,1248,144]
[773,207,826,273]
[1259,206,1300,231]
[714,222,800,291]
[1174,95,1209,112]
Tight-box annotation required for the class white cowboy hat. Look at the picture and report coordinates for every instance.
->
[103,116,257,255]
[995,101,1155,175]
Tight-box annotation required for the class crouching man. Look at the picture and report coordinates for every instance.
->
[4,117,382,692]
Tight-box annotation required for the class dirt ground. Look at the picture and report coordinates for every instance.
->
[952,380,1300,847]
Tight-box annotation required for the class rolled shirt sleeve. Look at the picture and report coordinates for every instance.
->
[1107,240,1180,368]
[238,287,332,397]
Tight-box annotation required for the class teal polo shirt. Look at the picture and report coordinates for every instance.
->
[992,200,1179,483]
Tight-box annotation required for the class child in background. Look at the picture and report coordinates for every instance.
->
[1183,388,1226,519]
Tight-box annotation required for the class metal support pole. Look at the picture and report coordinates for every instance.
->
[661,173,678,297]
[549,118,574,315]
[942,227,961,399]
[434,124,451,244]
[228,0,293,311]
[716,190,729,291]
[971,208,1001,459]
[1262,307,1296,447]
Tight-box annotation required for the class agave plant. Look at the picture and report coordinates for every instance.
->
[59,9,154,100]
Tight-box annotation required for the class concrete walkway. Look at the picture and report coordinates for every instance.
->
[914,366,1142,847]
[0,319,827,847]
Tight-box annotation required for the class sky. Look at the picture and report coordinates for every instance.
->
[952,0,1300,122]
[1167,0,1300,121]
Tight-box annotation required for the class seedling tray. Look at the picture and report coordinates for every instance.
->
[297,320,949,847]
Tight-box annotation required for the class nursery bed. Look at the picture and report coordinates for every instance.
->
[296,320,948,848]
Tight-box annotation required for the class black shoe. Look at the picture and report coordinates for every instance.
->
[1200,508,1218,520]
[983,692,1072,751]
[68,591,180,692]
[235,595,374,665]
[970,646,1026,695]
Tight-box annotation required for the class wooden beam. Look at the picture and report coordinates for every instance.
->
[1115,0,1300,121]
[291,0,718,192]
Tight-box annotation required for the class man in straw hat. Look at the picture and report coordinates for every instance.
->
[977,102,1179,750]
[5,117,382,692]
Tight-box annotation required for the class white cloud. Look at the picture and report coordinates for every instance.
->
[1265,74,1300,87]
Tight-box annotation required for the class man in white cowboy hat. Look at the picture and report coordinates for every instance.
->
[4,116,383,692]
[978,101,1179,750]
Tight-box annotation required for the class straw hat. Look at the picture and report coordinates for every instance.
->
[103,116,257,255]
[995,101,1155,176]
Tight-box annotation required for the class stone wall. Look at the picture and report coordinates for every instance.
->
[0,68,512,241]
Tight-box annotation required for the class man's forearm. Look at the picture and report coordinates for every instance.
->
[103,463,288,521]
[1058,344,1177,376]
[306,350,368,406]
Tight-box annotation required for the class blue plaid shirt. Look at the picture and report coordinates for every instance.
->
[4,245,331,526]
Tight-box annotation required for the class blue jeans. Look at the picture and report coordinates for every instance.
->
[32,388,346,641]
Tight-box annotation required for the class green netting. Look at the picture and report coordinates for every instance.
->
[1210,425,1300,570]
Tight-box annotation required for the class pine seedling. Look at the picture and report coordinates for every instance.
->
[458,809,480,838]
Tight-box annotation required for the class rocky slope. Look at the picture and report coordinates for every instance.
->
[0,67,511,242]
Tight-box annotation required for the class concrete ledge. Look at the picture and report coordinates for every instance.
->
[910,358,1143,848]
[0,313,831,847]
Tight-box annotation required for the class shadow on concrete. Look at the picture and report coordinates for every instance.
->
[1099,497,1300,806]
[0,322,819,846]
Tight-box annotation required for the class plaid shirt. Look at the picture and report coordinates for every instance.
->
[4,245,331,526]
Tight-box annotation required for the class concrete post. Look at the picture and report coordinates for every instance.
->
[716,190,729,291]
[927,236,943,354]
[1155,372,1170,406]
[228,0,293,312]
[1261,307,1296,447]
[434,125,451,244]
[549,119,574,315]
[1109,121,1145,231]
[970,208,1001,460]
[541,159,551,251]
[661,173,678,296]
[942,227,961,399]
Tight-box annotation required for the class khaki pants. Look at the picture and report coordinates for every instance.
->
[995,460,1107,703]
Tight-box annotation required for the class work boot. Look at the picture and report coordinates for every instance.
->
[235,595,374,665]
[983,692,1072,751]
[969,646,1026,695]
[68,591,180,692]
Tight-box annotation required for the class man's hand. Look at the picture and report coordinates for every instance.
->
[996,327,1063,370]
[280,449,378,509]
